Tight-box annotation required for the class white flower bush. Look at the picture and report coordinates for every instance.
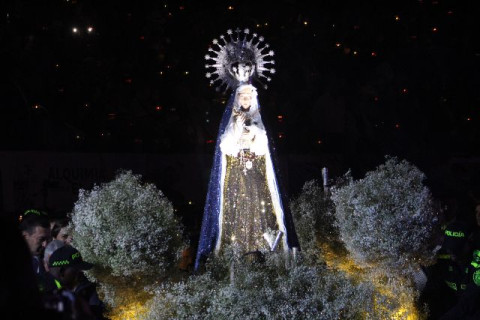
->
[70,161,435,318]
[70,170,187,280]
[330,157,438,276]
[136,158,428,319]
[140,252,390,320]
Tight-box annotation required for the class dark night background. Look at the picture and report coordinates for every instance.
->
[1,0,480,233]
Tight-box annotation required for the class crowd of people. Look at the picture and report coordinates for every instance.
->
[1,209,105,319]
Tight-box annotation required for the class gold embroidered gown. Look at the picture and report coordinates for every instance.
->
[218,110,281,254]
[220,151,279,253]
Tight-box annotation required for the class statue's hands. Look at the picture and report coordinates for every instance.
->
[235,112,248,125]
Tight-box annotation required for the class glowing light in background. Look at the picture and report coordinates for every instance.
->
[108,292,150,320]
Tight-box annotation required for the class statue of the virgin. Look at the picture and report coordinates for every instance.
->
[195,28,299,270]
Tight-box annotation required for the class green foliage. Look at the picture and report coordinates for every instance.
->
[290,180,339,261]
[70,170,187,287]
[330,157,438,277]
[141,251,383,320]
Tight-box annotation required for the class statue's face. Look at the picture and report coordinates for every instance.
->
[238,92,252,110]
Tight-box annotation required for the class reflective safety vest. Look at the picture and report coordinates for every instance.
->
[438,255,470,293]
[471,249,480,286]
[444,266,470,292]
[472,261,480,287]
[54,279,62,290]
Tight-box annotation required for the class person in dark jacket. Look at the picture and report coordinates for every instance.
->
[439,249,480,319]
[19,211,52,292]
[1,215,47,318]
[421,220,473,319]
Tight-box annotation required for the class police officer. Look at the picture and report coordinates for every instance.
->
[46,245,104,319]
[422,220,473,318]
[439,249,480,319]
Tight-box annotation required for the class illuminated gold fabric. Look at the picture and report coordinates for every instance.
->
[220,152,279,253]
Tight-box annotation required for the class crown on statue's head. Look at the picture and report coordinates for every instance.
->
[205,28,276,92]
